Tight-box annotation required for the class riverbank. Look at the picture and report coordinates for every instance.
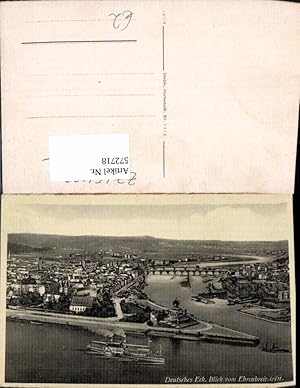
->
[239,308,291,325]
[6,308,259,346]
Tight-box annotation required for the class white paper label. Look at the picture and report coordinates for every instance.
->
[49,134,130,181]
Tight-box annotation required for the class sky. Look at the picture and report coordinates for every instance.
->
[3,195,291,241]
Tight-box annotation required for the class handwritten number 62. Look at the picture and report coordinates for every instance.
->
[109,10,133,31]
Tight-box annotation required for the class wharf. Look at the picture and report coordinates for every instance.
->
[6,308,259,347]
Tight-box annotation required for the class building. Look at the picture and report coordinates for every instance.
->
[38,257,43,271]
[69,295,95,313]
[278,290,290,301]
[20,277,37,294]
[81,254,86,270]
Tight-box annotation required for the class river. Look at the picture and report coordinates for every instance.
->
[164,255,273,268]
[145,275,292,349]
[5,275,293,384]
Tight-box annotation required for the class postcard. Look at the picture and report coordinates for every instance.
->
[0,194,296,387]
[1,1,299,193]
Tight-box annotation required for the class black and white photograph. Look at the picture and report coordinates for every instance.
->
[1,195,295,386]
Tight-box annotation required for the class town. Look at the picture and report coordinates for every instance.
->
[6,244,291,327]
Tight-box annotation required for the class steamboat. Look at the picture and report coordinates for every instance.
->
[86,329,165,364]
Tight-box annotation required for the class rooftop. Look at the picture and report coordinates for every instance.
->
[70,295,95,307]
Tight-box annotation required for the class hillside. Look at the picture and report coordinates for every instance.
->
[8,233,288,257]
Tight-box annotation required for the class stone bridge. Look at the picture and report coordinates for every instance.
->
[147,266,228,276]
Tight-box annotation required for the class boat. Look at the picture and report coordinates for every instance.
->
[261,342,290,353]
[191,295,215,304]
[30,320,43,325]
[86,330,165,364]
[180,274,191,288]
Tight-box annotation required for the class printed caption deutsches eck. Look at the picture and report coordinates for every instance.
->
[164,375,285,384]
